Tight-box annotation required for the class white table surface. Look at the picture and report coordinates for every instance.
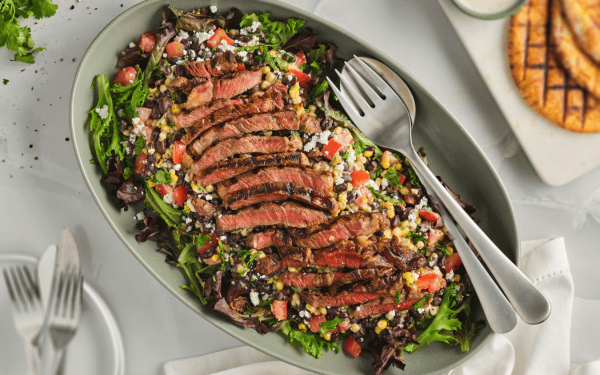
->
[1,0,599,374]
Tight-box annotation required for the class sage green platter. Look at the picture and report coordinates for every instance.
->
[69,1,519,374]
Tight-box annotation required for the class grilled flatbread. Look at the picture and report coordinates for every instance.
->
[552,0,600,99]
[560,0,600,64]
[508,0,600,133]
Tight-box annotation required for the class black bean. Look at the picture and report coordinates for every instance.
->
[158,97,171,114]
[392,315,404,326]
[282,74,298,87]
[329,332,340,342]
[231,243,242,252]
[168,57,181,65]
[181,38,192,48]
[200,247,215,259]
[320,116,334,131]
[365,146,374,152]
[342,162,349,171]
[366,160,378,171]
[236,35,251,43]
[302,267,314,274]
[173,130,185,143]
[409,309,424,320]
[151,127,160,142]
[401,207,414,221]
[342,173,352,183]
[334,183,347,193]
[176,170,185,185]
[146,154,158,174]
[162,159,175,170]
[125,141,135,155]
[347,190,357,203]
[190,43,202,53]
[431,296,442,306]
[390,215,400,228]
[155,140,167,155]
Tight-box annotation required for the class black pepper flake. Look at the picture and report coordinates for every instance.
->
[29,144,33,148]
[70,5,74,9]
[65,137,70,141]
[34,157,38,160]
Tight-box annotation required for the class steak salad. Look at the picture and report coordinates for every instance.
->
[87,5,484,374]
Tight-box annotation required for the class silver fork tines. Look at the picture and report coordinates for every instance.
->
[3,265,44,375]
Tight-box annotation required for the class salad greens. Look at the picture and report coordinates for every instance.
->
[278,320,341,359]
[144,181,183,228]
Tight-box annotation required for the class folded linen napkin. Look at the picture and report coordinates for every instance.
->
[163,238,600,375]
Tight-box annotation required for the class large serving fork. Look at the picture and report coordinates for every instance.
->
[3,265,44,375]
[327,57,551,327]
[45,268,83,375]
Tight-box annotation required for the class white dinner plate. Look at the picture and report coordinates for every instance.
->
[0,253,125,375]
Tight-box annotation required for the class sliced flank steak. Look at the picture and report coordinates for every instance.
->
[217,167,333,198]
[172,98,243,129]
[379,240,427,272]
[277,247,313,269]
[180,84,287,143]
[289,212,389,249]
[216,201,329,232]
[279,271,341,290]
[221,182,338,213]
[194,152,310,186]
[191,135,302,174]
[189,111,322,155]
[185,52,238,79]
[312,240,393,269]
[353,289,426,320]
[299,290,380,308]
[245,228,292,249]
[189,196,216,216]
[183,79,213,110]
[213,69,262,100]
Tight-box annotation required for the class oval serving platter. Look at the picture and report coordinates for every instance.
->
[69,1,519,374]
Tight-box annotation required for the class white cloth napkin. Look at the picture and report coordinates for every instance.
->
[163,238,600,375]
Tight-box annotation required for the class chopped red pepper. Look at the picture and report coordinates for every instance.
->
[236,63,246,71]
[350,170,370,187]
[272,300,288,320]
[197,233,218,254]
[445,253,463,273]
[289,69,312,85]
[308,314,326,333]
[419,210,440,223]
[172,141,187,165]
[343,335,362,358]
[156,184,172,197]
[428,229,445,250]
[172,184,188,207]
[416,273,446,293]
[134,153,147,175]
[206,28,234,48]
[321,139,342,160]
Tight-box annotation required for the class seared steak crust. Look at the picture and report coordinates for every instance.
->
[245,228,292,249]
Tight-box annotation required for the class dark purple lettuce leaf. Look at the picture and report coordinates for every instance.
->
[225,278,250,303]
[324,43,342,73]
[214,298,270,334]
[224,7,243,29]
[163,5,225,33]
[371,343,406,375]
[203,270,223,299]
[116,177,145,211]
[102,156,124,187]
[283,28,317,52]
[117,46,150,69]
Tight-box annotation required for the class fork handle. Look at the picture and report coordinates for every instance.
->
[24,343,41,375]
[405,147,551,325]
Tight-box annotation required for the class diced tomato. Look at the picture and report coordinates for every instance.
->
[351,170,370,187]
[289,69,312,85]
[206,28,234,48]
[416,273,446,293]
[134,153,147,175]
[390,174,407,190]
[135,107,152,123]
[419,210,441,223]
[445,252,463,274]
[197,232,219,254]
[295,52,307,66]
[308,314,326,333]
[113,67,137,86]
[236,63,246,71]
[343,335,362,358]
[428,229,445,250]
[272,300,288,320]
[321,139,342,160]
[330,319,351,333]
[139,31,157,52]
[141,126,155,144]
[166,41,185,59]
[156,184,172,197]
[172,141,187,165]
[172,184,188,207]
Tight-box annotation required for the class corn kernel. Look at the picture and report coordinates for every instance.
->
[394,163,402,170]
[416,241,425,249]
[452,274,461,283]
[262,66,271,74]
[383,229,392,239]
[123,129,130,136]
[334,126,343,135]
[377,320,388,329]
[171,104,181,115]
[392,227,401,237]
[267,277,274,284]
[387,209,395,219]
[260,80,272,90]
[158,132,167,141]
[258,252,266,259]
[236,264,244,273]
[148,181,156,187]
[400,187,410,195]
[320,307,327,315]
[374,326,382,335]
[298,323,307,331]
[269,50,278,57]
[351,323,361,333]
[265,71,276,83]
[275,280,284,290]
[222,244,231,253]
[210,254,220,262]
[363,150,374,158]
[375,177,381,186]
[323,333,331,341]
[430,306,439,316]
[292,293,300,306]
[404,159,411,166]
[383,201,393,209]
[308,104,317,113]
[289,83,300,97]
[292,96,302,104]
[159,84,167,92]
[401,220,409,229]
[305,303,314,311]
[170,173,178,183]
[347,183,353,191]
[205,185,215,193]
[382,159,391,169]
[338,192,347,202]
[447,246,454,254]
[263,130,273,136]
[338,201,347,210]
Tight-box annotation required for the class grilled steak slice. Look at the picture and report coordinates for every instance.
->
[190,111,322,155]
[312,240,393,269]
[354,274,404,295]
[379,241,427,272]
[246,228,292,249]
[299,290,379,308]
[204,51,238,77]
[195,152,310,185]
[192,136,300,174]
[290,212,389,249]
[279,271,341,290]
[216,202,329,232]
[278,247,313,269]
[183,79,214,110]
[187,60,211,79]
[353,289,427,320]
[173,98,243,128]
[181,83,287,143]
[190,196,216,216]
[223,182,338,213]
[218,167,333,198]
[213,69,262,100]
[329,268,392,294]
[256,253,281,274]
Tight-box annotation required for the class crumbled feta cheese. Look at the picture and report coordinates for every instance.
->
[347,148,356,164]
[163,192,173,204]
[134,211,145,221]
[250,291,260,306]
[163,53,167,58]
[210,5,217,13]
[417,308,424,314]
[237,50,248,60]
[250,21,261,31]
[334,163,345,171]
[174,164,181,171]
[205,194,213,201]
[381,178,389,189]
[184,174,191,182]
[195,30,214,44]
[132,117,141,126]
[185,217,193,224]
[446,270,454,280]
[334,176,345,185]
[95,105,109,120]
[415,197,429,210]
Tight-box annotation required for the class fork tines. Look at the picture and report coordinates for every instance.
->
[3,265,42,313]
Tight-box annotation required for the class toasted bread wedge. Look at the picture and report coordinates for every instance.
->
[508,0,600,133]
[560,0,600,64]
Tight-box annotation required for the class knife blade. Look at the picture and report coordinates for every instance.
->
[37,244,57,310]
[58,227,81,276]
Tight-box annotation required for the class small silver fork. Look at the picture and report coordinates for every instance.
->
[45,268,83,375]
[3,265,44,375]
